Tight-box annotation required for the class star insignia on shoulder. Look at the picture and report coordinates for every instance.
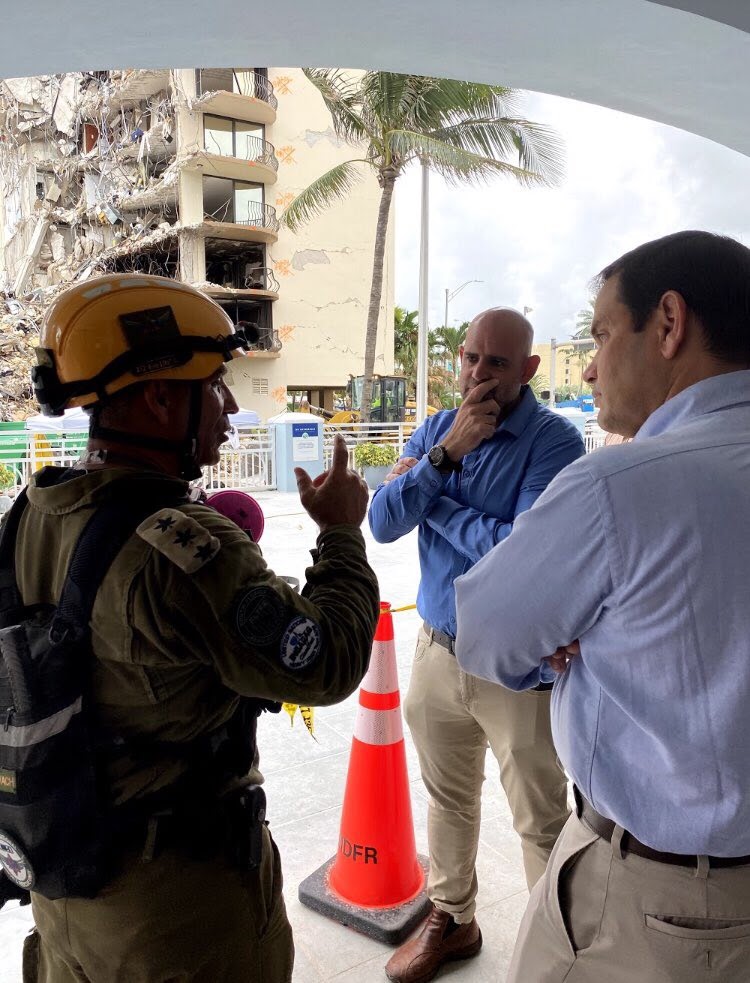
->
[174,528,197,548]
[194,542,216,563]
[154,516,176,532]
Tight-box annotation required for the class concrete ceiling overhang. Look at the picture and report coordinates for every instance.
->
[2,1,750,154]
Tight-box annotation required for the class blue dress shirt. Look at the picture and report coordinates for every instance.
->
[455,371,750,856]
[368,386,585,637]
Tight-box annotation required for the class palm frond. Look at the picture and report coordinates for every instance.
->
[302,68,374,144]
[280,161,364,231]
[387,129,547,186]
[433,117,564,187]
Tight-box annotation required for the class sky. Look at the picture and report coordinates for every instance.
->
[394,90,750,345]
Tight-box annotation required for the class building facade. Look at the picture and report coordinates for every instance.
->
[0,67,394,420]
[532,341,590,397]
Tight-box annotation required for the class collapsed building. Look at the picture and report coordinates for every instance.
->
[0,68,394,421]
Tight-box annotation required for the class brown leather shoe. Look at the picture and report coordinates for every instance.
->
[385,905,482,983]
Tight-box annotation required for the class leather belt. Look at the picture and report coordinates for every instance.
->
[574,787,750,869]
[421,621,553,691]
[422,621,455,654]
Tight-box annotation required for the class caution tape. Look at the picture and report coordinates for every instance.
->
[282,702,317,741]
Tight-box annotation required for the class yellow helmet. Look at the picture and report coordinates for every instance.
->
[33,273,256,415]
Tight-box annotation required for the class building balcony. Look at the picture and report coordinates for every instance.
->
[195,70,277,125]
[191,137,278,186]
[203,269,280,300]
[106,69,171,112]
[200,202,279,244]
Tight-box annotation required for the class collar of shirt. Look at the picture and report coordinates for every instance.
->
[637,369,750,441]
[495,384,537,438]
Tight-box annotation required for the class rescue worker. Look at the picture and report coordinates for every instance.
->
[13,274,380,982]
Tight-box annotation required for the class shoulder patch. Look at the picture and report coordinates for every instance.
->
[137,508,220,574]
[233,586,287,647]
[280,616,321,671]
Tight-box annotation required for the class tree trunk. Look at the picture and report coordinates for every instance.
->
[360,175,396,423]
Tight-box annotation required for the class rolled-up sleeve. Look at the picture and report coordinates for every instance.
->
[455,460,613,690]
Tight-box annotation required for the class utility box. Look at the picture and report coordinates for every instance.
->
[269,411,325,492]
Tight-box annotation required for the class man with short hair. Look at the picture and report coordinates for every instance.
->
[456,231,750,982]
[2,274,379,983]
[369,307,584,983]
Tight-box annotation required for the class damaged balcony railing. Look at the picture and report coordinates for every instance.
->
[240,202,280,233]
[244,268,280,292]
[245,329,282,353]
[241,136,279,171]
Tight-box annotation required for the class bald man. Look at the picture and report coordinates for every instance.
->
[369,309,585,983]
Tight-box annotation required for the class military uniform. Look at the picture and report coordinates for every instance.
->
[14,465,380,983]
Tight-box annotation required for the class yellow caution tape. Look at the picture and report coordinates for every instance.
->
[281,703,317,741]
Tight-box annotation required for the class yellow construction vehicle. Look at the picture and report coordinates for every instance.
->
[324,376,438,426]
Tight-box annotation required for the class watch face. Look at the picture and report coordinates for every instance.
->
[428,445,445,468]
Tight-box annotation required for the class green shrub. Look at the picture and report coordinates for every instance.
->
[353,442,397,469]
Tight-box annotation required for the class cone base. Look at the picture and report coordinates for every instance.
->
[299,854,432,945]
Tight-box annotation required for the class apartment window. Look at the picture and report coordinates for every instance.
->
[204,115,264,161]
[252,377,269,396]
[202,176,264,224]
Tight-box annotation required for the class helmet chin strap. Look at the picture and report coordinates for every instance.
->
[89,381,205,481]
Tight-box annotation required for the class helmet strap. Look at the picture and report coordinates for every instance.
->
[88,381,205,482]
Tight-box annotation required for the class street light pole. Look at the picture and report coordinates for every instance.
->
[443,279,482,330]
[443,279,482,408]
[416,162,430,424]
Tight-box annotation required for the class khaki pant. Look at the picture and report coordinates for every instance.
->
[403,629,569,921]
[23,824,293,983]
[509,812,750,983]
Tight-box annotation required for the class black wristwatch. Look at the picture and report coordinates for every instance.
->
[427,444,462,475]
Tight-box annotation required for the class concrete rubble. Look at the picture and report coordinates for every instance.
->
[0,70,247,420]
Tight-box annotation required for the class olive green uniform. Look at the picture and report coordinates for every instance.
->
[13,467,380,983]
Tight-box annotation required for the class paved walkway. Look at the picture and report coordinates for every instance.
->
[0,492,530,982]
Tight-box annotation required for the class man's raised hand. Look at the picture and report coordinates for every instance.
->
[295,434,369,533]
[441,379,500,461]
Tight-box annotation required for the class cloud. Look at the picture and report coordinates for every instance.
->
[395,90,750,342]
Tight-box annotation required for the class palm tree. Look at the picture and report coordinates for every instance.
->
[433,322,468,407]
[283,71,564,420]
[394,306,419,381]
[570,299,596,392]
[528,374,550,401]
[574,300,595,338]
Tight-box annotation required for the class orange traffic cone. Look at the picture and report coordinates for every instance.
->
[299,602,431,944]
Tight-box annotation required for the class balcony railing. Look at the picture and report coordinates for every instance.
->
[204,201,279,233]
[244,267,280,292]
[243,328,281,353]
[207,135,278,172]
[196,70,278,111]
[239,201,279,232]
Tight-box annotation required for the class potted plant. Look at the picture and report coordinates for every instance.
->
[353,442,397,490]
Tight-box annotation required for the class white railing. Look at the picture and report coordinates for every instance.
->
[201,427,275,491]
[323,421,409,468]
[1,419,611,500]
[0,426,277,494]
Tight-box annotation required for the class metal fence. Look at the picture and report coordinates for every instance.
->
[0,427,276,494]
[1,420,610,498]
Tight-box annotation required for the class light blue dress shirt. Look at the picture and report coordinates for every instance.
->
[455,370,750,856]
[368,385,585,637]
